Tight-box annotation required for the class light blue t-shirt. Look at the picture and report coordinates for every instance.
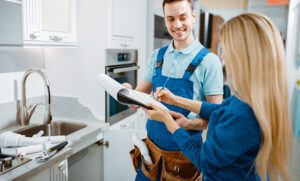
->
[142,40,223,118]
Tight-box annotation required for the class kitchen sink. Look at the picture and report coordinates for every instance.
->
[14,121,87,137]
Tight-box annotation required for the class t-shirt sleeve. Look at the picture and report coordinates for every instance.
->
[141,49,159,83]
[201,53,224,96]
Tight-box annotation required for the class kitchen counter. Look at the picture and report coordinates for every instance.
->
[0,118,109,181]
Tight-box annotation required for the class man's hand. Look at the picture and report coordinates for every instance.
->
[170,111,208,131]
[122,82,132,89]
[122,82,140,111]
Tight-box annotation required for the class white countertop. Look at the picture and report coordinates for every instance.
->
[0,118,109,181]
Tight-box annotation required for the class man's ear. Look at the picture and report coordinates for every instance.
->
[192,11,196,23]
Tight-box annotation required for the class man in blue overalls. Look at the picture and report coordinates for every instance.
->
[125,0,223,180]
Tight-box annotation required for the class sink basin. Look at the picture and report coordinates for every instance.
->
[14,121,87,137]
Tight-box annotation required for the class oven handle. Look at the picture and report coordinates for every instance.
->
[113,66,140,73]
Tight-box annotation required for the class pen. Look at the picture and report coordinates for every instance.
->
[157,77,170,99]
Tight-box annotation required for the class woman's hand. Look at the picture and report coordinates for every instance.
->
[142,102,180,133]
[170,112,208,131]
[154,87,177,105]
[170,111,192,129]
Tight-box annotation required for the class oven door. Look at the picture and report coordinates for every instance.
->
[105,64,139,125]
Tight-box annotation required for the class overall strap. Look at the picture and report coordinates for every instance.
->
[155,46,168,75]
[183,48,210,79]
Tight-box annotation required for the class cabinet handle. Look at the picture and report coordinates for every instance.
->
[120,43,130,48]
[58,161,66,172]
[98,140,109,148]
[29,32,40,40]
[49,35,64,42]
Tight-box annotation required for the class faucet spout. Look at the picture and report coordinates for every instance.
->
[19,69,52,125]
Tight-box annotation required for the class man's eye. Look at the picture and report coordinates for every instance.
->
[168,19,175,22]
[180,17,187,21]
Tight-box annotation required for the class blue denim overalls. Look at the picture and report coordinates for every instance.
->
[136,46,210,181]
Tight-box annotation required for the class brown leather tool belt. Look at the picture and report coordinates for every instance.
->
[130,137,201,181]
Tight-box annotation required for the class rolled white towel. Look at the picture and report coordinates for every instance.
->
[0,131,66,147]
[39,136,66,143]
[132,134,153,164]
[16,144,44,155]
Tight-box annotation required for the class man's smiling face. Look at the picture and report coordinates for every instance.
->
[164,0,196,43]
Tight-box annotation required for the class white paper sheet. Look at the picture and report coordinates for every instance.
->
[97,73,125,100]
[97,73,168,110]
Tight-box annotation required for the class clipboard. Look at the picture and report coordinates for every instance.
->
[97,73,168,110]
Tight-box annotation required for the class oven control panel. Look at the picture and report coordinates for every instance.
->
[106,49,137,66]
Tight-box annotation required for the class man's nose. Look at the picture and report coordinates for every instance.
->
[174,19,182,28]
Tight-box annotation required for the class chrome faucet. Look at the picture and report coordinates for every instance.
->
[18,69,52,125]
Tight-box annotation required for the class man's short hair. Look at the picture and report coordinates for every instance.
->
[162,0,194,11]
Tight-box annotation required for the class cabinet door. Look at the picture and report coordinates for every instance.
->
[112,0,136,38]
[40,0,77,44]
[22,0,42,42]
[50,160,68,181]
[107,0,146,49]
[23,168,51,181]
[103,128,147,180]
[68,145,104,181]
[22,160,68,181]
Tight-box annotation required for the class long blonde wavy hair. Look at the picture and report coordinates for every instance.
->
[220,13,292,181]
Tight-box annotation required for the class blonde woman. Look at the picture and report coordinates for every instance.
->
[143,12,292,180]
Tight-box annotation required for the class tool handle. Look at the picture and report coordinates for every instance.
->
[48,141,68,153]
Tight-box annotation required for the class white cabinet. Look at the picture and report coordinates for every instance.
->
[103,129,147,180]
[102,112,147,180]
[106,0,146,49]
[49,160,69,181]
[68,112,147,181]
[23,160,68,181]
[68,145,104,181]
[0,0,77,46]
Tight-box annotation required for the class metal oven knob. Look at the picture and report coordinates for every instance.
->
[3,157,13,168]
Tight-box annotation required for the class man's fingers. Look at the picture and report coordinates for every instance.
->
[122,83,132,89]
[128,104,139,111]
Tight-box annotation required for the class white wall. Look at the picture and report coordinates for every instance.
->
[44,0,147,121]
[0,71,44,104]
[0,70,47,127]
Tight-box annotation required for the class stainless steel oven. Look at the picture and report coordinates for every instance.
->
[105,49,139,125]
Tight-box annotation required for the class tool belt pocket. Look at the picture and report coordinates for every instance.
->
[140,153,161,181]
[160,157,200,181]
[129,146,141,172]
[129,145,161,181]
